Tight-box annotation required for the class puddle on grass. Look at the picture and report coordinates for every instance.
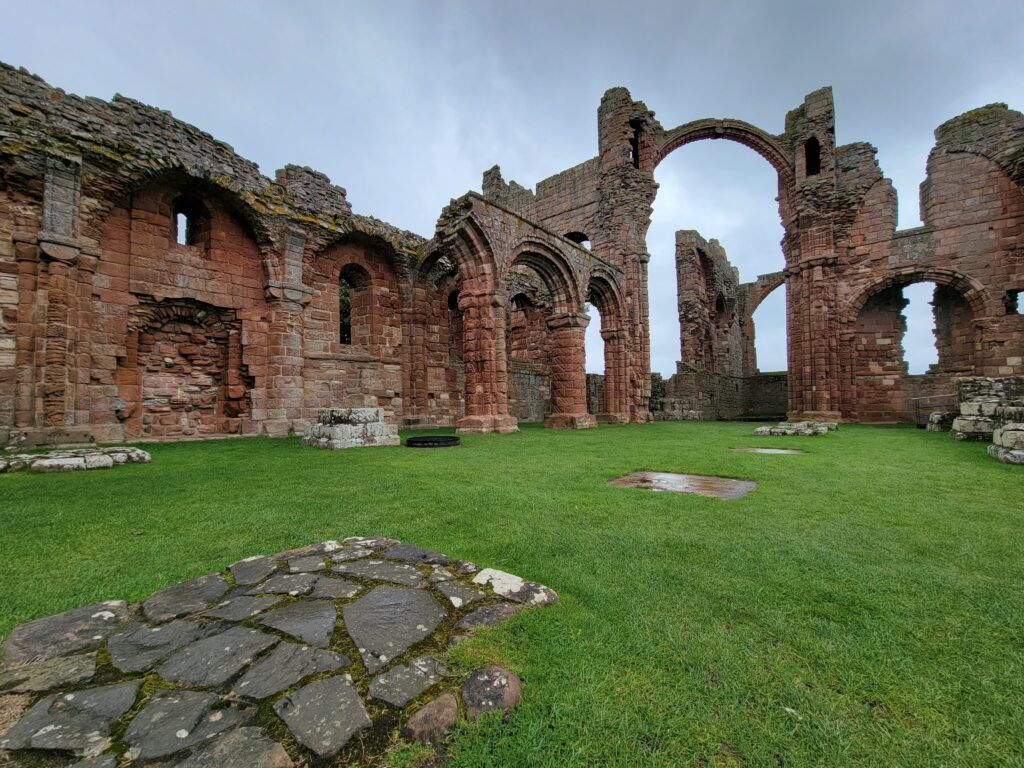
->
[729,448,806,455]
[608,471,757,500]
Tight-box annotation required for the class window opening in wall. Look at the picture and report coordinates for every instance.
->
[175,213,189,245]
[804,136,821,176]
[629,119,643,169]
[902,281,940,373]
[339,277,353,344]
[1006,289,1021,315]
[565,232,591,250]
[171,196,208,248]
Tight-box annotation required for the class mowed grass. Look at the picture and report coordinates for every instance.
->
[1,422,1023,767]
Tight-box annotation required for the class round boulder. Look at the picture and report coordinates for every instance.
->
[462,666,522,719]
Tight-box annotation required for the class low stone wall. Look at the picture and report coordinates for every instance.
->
[301,408,399,450]
[648,368,789,421]
[1,447,151,473]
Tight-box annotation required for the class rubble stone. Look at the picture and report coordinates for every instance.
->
[462,666,522,719]
[401,692,459,744]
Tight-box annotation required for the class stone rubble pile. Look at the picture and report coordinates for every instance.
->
[301,407,400,450]
[988,423,1024,465]
[0,446,151,474]
[754,420,838,437]
[926,411,956,432]
[0,536,556,766]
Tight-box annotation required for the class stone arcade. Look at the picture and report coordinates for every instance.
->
[0,62,1021,446]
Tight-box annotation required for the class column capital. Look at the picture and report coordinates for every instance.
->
[600,325,627,341]
[546,311,590,331]
[457,289,505,310]
[36,232,83,265]
[265,281,314,306]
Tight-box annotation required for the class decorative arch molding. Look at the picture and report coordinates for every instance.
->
[655,118,794,181]
[508,243,583,311]
[840,267,991,326]
[587,271,625,322]
[127,296,239,334]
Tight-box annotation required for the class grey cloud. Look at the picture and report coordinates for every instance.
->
[6,0,1020,376]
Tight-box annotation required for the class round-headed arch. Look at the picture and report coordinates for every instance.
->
[508,240,584,312]
[841,267,991,326]
[587,271,625,325]
[655,118,794,181]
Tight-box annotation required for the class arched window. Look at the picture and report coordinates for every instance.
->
[564,232,591,250]
[171,196,210,248]
[338,264,371,346]
[804,136,821,176]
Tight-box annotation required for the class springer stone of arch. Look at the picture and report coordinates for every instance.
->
[0,62,1021,446]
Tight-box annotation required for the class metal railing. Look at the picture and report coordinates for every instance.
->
[909,393,956,428]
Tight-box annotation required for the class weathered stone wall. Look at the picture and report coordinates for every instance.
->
[1,60,1021,442]
[744,373,789,417]
[510,361,551,423]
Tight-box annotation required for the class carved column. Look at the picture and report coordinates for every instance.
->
[456,288,517,435]
[545,311,597,429]
[597,325,630,423]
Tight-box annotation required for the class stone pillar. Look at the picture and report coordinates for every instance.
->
[545,311,597,429]
[263,285,311,437]
[456,289,518,435]
[597,325,630,423]
[633,253,652,422]
[786,258,842,421]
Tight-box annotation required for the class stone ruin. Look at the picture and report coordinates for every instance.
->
[301,407,399,450]
[754,421,838,437]
[990,423,1024,465]
[945,375,1024,464]
[0,446,149,473]
[0,61,1021,448]
[650,231,789,422]
[0,536,557,766]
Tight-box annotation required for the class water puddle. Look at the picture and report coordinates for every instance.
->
[608,471,757,500]
[729,448,806,455]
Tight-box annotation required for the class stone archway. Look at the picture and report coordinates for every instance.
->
[840,270,988,421]
[507,245,593,429]
[587,273,629,422]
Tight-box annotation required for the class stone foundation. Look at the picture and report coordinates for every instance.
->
[950,376,1024,442]
[301,408,399,450]
[754,420,837,436]
[0,446,150,473]
[988,423,1024,465]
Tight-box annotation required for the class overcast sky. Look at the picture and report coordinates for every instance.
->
[6,1,1022,374]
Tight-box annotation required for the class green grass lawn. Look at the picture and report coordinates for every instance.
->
[2,422,1023,767]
